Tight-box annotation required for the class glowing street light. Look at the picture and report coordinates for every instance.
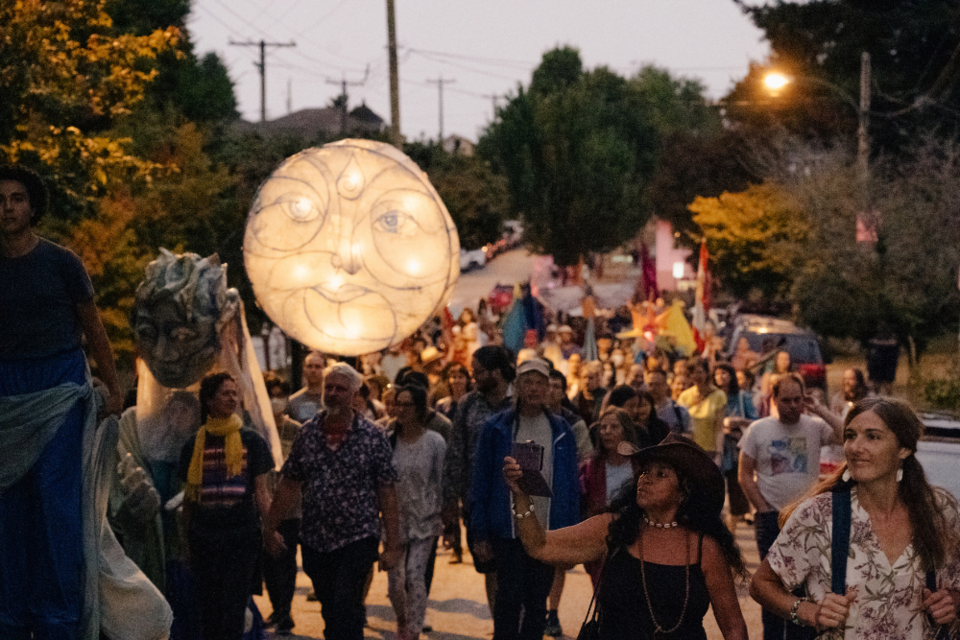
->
[761,53,872,181]
[763,71,791,96]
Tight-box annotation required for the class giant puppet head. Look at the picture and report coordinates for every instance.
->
[243,139,460,356]
[131,249,241,389]
[131,250,280,466]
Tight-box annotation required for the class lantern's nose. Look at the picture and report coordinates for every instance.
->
[332,236,361,275]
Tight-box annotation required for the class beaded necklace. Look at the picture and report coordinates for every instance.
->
[643,515,679,529]
[638,528,691,636]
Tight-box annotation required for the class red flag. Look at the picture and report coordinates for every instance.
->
[640,242,659,301]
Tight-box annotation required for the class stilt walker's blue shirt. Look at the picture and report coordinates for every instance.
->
[0,238,94,360]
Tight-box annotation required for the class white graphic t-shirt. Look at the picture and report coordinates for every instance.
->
[739,414,834,511]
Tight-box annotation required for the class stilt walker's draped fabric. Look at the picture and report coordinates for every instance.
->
[0,356,172,640]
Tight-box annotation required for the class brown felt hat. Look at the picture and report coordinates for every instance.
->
[618,433,725,519]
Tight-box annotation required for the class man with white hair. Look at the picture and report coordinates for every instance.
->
[264,362,401,640]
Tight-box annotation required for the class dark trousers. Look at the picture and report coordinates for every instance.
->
[190,529,262,640]
[491,538,555,640]
[756,511,812,640]
[302,537,380,640]
[424,538,438,595]
[263,518,300,617]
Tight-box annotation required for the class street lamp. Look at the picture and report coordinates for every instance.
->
[762,52,872,180]
[763,71,791,96]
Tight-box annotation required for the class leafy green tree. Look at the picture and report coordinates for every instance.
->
[787,141,960,359]
[647,129,759,247]
[480,47,716,265]
[728,0,960,158]
[692,137,960,361]
[109,0,238,124]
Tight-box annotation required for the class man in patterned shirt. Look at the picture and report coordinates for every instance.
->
[264,362,401,640]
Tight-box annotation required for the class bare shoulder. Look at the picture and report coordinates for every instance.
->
[700,534,735,576]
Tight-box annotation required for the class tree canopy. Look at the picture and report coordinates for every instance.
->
[692,138,960,356]
[727,0,960,158]
[478,47,719,266]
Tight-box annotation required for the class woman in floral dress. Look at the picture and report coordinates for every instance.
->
[750,397,960,639]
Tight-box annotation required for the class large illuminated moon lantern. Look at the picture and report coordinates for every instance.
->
[243,139,460,356]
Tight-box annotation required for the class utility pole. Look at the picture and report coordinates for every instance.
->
[230,39,296,122]
[857,51,871,183]
[386,0,401,148]
[482,93,499,120]
[326,67,369,133]
[286,78,292,114]
[427,75,455,141]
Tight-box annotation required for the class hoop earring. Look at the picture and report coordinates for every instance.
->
[842,468,851,482]
[896,466,903,483]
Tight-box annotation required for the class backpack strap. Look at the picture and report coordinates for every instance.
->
[831,485,852,595]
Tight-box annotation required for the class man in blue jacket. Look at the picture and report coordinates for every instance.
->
[468,357,579,640]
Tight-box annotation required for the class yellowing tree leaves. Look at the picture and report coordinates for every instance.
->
[0,0,179,209]
[688,183,808,298]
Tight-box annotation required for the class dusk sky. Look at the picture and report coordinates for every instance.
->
[188,0,771,141]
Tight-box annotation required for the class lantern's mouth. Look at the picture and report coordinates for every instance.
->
[312,283,369,303]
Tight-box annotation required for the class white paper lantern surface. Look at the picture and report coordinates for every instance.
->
[243,139,460,356]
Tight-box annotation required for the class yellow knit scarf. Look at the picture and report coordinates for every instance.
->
[185,414,244,502]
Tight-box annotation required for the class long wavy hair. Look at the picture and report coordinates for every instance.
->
[605,460,748,581]
[780,396,959,572]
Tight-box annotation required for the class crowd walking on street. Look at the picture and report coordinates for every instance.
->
[2,163,960,640]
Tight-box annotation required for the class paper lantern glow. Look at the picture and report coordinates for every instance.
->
[243,139,460,355]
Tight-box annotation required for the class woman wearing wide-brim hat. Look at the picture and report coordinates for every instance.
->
[503,433,748,640]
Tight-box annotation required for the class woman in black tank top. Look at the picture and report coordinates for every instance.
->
[503,434,748,640]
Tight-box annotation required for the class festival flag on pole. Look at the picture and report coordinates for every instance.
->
[640,242,659,301]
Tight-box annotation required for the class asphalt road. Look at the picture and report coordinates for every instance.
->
[254,522,764,639]
[446,249,538,319]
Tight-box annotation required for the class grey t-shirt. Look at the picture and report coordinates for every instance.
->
[515,412,553,529]
[739,414,834,511]
[0,238,94,360]
[393,430,446,541]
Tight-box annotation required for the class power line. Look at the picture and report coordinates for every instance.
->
[405,48,532,70]
[230,39,297,121]
[410,50,521,82]
[292,0,353,40]
[211,0,271,38]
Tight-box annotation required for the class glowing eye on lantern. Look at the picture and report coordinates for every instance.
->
[373,209,415,235]
[275,195,320,222]
[292,198,313,220]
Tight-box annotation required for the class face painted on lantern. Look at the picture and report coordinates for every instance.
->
[244,140,459,355]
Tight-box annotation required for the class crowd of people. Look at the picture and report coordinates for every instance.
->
[2,161,959,640]
[244,302,960,640]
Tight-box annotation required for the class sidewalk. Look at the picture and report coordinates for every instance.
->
[255,522,763,639]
